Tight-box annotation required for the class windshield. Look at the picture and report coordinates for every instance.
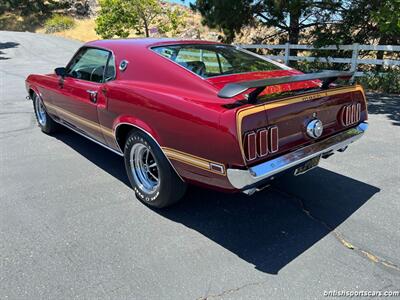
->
[152,44,282,78]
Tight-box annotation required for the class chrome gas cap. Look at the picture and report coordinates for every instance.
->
[307,119,323,138]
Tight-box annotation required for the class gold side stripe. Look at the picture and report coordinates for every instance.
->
[162,147,226,176]
[164,151,210,169]
[236,85,366,164]
[43,102,226,176]
[45,102,114,137]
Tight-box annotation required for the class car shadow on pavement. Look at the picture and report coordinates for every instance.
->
[53,129,130,186]
[0,42,19,60]
[159,169,379,274]
[54,129,380,275]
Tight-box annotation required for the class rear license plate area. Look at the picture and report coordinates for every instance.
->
[294,155,321,176]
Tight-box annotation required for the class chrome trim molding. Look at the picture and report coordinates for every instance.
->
[227,122,368,190]
[55,119,124,157]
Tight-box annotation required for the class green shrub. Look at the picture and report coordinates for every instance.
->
[297,60,400,94]
[296,60,347,73]
[358,69,400,94]
[45,15,75,33]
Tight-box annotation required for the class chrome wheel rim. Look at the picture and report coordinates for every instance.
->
[130,143,160,195]
[35,95,47,126]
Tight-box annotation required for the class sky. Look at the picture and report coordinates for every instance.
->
[164,0,195,6]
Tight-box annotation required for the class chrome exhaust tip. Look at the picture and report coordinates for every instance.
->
[243,188,257,196]
[242,182,271,196]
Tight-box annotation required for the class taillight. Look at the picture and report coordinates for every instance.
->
[243,126,279,161]
[257,129,268,156]
[269,126,279,153]
[243,131,257,161]
[342,103,361,126]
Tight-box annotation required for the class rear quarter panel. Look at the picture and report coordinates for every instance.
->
[101,81,244,191]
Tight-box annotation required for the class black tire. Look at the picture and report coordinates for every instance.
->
[124,130,187,208]
[32,92,58,134]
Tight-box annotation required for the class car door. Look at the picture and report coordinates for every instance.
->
[52,47,115,143]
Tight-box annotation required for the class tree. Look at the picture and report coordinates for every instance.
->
[311,0,399,70]
[95,0,134,38]
[95,0,186,38]
[313,0,400,46]
[371,0,400,44]
[191,0,342,46]
[158,6,188,36]
[190,0,253,42]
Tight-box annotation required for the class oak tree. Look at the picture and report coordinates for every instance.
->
[96,0,186,38]
[191,0,342,47]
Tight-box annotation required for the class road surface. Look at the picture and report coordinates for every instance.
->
[1,31,399,299]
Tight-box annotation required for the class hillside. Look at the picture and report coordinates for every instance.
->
[33,1,222,42]
[0,0,279,43]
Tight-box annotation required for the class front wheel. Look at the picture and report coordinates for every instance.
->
[32,92,58,134]
[124,130,187,208]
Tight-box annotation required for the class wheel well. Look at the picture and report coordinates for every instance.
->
[115,124,139,152]
[114,123,185,182]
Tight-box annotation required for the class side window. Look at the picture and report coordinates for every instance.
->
[67,48,111,83]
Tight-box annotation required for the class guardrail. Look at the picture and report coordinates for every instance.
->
[239,43,400,77]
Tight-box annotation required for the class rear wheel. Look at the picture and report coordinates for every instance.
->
[32,92,58,134]
[124,130,187,208]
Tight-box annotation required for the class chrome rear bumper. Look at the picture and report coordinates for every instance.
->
[227,122,368,190]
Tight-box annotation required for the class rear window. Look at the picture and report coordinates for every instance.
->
[152,44,282,78]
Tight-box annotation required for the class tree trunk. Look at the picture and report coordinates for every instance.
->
[288,9,300,67]
[143,18,149,37]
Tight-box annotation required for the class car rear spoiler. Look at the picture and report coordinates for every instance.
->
[217,71,354,103]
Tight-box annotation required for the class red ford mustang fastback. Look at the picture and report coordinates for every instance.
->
[25,38,368,208]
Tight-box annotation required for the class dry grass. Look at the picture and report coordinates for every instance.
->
[0,12,47,32]
[36,18,100,42]
[0,12,101,42]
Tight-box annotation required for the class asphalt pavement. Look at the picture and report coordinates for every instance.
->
[1,31,399,299]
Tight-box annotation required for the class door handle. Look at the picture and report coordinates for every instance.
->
[58,77,64,88]
[86,90,97,103]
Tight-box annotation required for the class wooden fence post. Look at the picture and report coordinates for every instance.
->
[284,43,290,65]
[350,43,360,75]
